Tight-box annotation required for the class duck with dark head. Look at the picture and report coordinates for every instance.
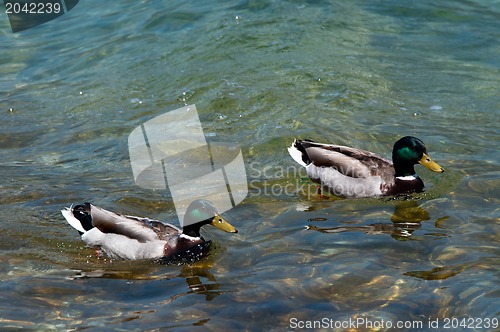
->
[288,136,444,198]
[61,199,237,262]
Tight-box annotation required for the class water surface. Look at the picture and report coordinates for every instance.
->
[1,0,499,330]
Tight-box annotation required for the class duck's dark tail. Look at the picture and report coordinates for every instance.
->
[287,139,311,167]
[61,203,93,234]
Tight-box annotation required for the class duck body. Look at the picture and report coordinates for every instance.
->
[61,200,237,261]
[288,136,444,198]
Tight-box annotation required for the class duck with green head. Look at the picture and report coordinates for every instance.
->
[288,136,444,198]
[61,199,237,261]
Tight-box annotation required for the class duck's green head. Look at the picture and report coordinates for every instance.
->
[182,199,238,237]
[392,136,444,177]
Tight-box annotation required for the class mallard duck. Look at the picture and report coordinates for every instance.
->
[61,199,238,261]
[288,136,444,198]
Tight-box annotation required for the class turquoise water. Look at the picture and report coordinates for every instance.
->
[1,0,499,330]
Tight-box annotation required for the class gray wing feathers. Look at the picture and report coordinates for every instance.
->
[303,143,393,179]
[123,215,181,241]
[89,205,178,243]
[305,147,373,178]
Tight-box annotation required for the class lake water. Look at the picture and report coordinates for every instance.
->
[1,0,499,330]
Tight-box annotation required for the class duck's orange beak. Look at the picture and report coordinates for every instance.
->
[419,153,444,172]
[211,214,238,233]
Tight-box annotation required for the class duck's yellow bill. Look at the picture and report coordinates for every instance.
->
[419,153,444,172]
[211,214,238,233]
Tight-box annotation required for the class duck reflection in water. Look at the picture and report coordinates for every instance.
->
[69,246,226,302]
[170,263,225,302]
[307,200,447,240]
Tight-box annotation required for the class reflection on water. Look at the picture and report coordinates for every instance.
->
[306,200,447,240]
[69,244,226,302]
[1,0,499,329]
[404,265,466,281]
